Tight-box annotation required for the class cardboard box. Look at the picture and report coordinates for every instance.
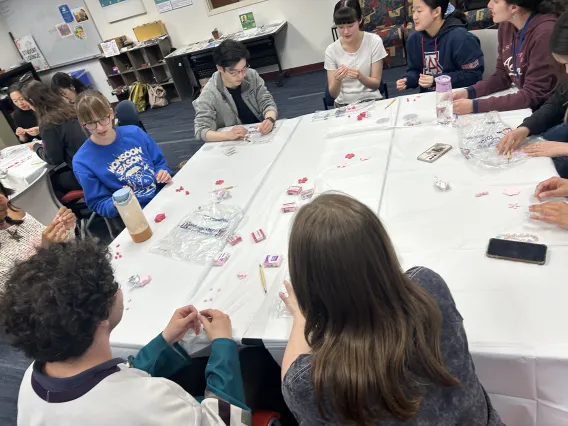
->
[133,21,168,42]
[98,36,127,54]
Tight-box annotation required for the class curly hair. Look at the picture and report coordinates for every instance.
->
[0,239,118,362]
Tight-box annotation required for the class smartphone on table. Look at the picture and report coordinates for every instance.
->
[417,143,452,163]
[486,238,547,265]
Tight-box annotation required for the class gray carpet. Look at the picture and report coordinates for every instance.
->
[0,67,414,425]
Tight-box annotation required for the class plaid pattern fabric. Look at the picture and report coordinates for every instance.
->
[354,0,491,68]
[371,26,406,68]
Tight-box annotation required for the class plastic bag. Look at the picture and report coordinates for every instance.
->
[455,112,529,168]
[150,203,243,264]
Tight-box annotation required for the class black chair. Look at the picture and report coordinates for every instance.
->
[322,82,389,110]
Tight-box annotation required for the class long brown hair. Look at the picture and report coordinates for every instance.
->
[288,193,459,425]
[22,81,77,127]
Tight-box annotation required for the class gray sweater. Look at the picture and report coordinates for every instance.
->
[282,267,504,426]
[192,69,278,141]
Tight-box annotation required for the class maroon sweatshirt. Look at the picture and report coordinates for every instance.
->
[467,14,558,113]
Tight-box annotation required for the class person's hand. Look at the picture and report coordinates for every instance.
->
[334,66,349,82]
[198,309,232,342]
[419,74,434,89]
[162,305,200,345]
[534,176,568,200]
[497,126,530,155]
[279,280,304,320]
[15,127,25,136]
[156,170,172,184]
[522,141,568,158]
[41,221,68,248]
[396,78,407,91]
[257,118,274,135]
[54,207,76,231]
[452,89,468,101]
[346,67,360,80]
[25,127,40,137]
[529,201,568,229]
[452,99,473,115]
[228,125,248,141]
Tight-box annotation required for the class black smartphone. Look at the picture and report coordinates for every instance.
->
[486,238,547,265]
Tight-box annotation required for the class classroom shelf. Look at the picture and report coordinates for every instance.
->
[99,35,180,104]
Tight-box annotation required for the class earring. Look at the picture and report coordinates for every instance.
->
[512,14,516,20]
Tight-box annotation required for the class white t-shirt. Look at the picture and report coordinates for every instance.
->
[324,32,388,105]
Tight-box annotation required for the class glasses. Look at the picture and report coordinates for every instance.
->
[84,116,111,131]
[226,65,250,77]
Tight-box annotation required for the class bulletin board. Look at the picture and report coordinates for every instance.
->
[0,0,102,68]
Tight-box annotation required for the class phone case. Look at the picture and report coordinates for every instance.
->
[417,143,452,163]
[486,239,547,265]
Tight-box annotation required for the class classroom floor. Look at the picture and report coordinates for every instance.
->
[142,67,416,173]
[0,67,414,426]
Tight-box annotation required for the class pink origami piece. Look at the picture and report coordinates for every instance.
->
[298,177,308,184]
[154,213,166,223]
[345,153,355,159]
[503,188,520,196]
[237,272,248,280]
[216,180,225,186]
[475,191,489,197]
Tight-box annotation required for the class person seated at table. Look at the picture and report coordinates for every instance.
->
[0,239,252,426]
[0,181,75,288]
[530,176,568,228]
[22,80,85,197]
[325,0,388,107]
[498,12,568,176]
[8,82,39,144]
[396,0,484,93]
[73,90,172,218]
[279,193,504,426]
[51,72,144,129]
[193,40,278,143]
[453,0,563,115]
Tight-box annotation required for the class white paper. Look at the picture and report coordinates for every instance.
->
[101,39,120,57]
[14,34,49,71]
[171,0,192,8]
[155,0,172,13]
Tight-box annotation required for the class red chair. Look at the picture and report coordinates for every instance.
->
[253,410,281,426]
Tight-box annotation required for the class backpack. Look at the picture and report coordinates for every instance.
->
[129,82,148,113]
[148,84,168,109]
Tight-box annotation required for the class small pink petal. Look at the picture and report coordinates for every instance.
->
[185,191,190,195]
[116,244,120,248]
[216,180,225,186]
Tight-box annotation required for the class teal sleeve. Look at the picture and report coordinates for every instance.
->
[205,338,250,411]
[129,333,192,378]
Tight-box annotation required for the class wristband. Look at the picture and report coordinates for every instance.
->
[266,116,276,124]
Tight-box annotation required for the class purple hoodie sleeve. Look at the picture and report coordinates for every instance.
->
[474,22,557,113]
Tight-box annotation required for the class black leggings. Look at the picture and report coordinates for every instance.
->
[169,346,297,426]
[50,167,82,199]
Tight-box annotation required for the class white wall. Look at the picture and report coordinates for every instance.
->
[85,0,338,70]
[0,14,23,70]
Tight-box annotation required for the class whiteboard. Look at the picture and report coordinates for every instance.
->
[0,0,102,68]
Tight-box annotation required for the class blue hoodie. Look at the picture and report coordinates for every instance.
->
[73,125,172,218]
[404,16,484,92]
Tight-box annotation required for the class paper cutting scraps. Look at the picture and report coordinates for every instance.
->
[215,180,225,186]
[300,188,314,200]
[360,156,370,161]
[154,213,166,223]
[287,186,302,195]
[496,233,538,243]
[298,177,308,184]
[475,191,489,197]
[337,162,348,168]
[228,234,242,246]
[252,229,266,243]
[281,202,297,213]
[508,203,521,209]
[434,176,451,191]
[212,252,230,266]
[237,272,248,280]
[503,188,520,196]
[128,274,152,288]
[345,153,355,160]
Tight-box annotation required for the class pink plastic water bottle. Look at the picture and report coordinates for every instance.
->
[435,75,453,125]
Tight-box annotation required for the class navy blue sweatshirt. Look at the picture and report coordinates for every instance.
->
[404,16,485,92]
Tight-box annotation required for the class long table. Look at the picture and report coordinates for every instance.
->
[109,92,568,425]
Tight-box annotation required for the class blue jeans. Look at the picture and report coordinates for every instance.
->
[542,123,568,178]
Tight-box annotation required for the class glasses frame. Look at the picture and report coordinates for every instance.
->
[225,64,250,77]
[84,115,112,131]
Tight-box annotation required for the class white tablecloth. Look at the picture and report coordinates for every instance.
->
[108,92,568,425]
[0,144,46,195]
[244,94,568,426]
